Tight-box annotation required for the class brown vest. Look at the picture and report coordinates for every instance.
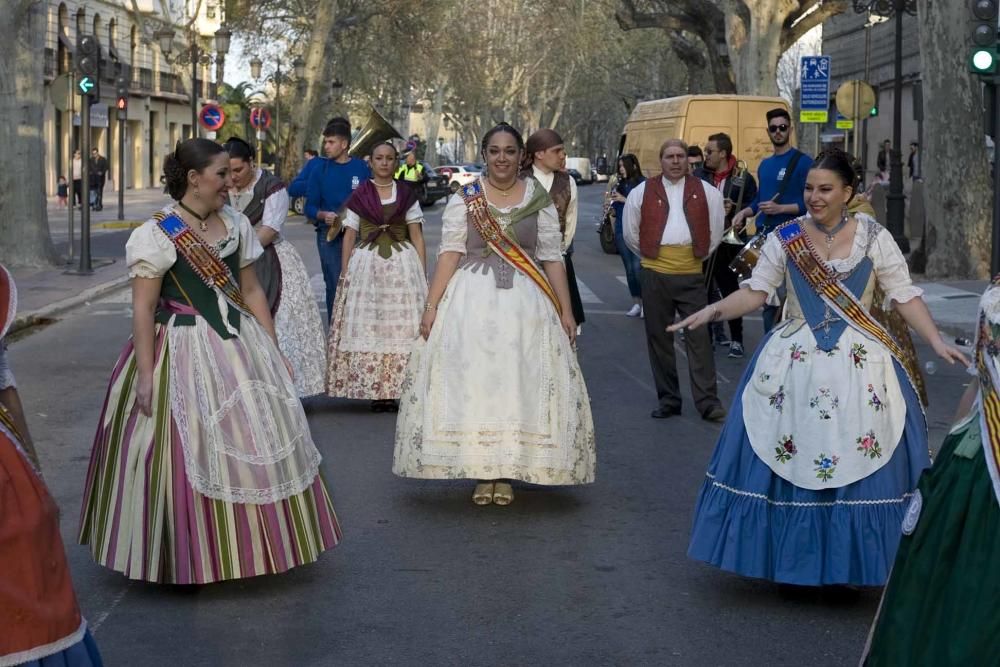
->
[548,171,572,234]
[638,174,711,260]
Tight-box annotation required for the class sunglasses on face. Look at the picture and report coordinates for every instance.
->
[768,124,789,133]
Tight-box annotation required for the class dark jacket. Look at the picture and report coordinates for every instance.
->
[694,163,758,228]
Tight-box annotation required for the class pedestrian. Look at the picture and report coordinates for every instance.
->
[71,149,83,208]
[306,118,372,321]
[877,138,891,173]
[0,264,104,667]
[57,175,69,208]
[732,108,812,333]
[696,132,759,358]
[610,153,644,317]
[90,148,109,211]
[395,152,425,183]
[393,122,596,506]
[326,142,427,412]
[225,136,327,397]
[87,165,99,210]
[522,128,586,331]
[907,141,921,181]
[686,145,704,174]
[862,279,999,665]
[79,138,341,584]
[671,148,967,587]
[622,138,727,421]
[304,148,318,161]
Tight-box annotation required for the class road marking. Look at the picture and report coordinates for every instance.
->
[575,278,602,304]
[90,582,133,633]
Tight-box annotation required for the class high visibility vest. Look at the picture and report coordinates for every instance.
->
[395,164,424,182]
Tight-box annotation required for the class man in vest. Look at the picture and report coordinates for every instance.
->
[395,152,425,183]
[623,139,727,421]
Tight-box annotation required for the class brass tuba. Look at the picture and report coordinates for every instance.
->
[349,106,403,158]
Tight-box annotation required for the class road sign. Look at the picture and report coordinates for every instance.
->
[835,113,854,130]
[799,55,831,123]
[835,80,876,120]
[78,76,96,95]
[50,74,71,112]
[199,103,226,131]
[249,107,272,130]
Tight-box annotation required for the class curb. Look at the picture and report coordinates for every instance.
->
[11,273,131,335]
[94,220,143,230]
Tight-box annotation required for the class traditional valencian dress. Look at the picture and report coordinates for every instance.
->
[229,167,327,397]
[688,213,928,586]
[393,178,596,485]
[326,180,427,399]
[79,206,341,584]
[863,279,1000,663]
[0,266,103,667]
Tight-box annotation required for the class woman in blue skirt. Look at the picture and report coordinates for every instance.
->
[669,149,967,586]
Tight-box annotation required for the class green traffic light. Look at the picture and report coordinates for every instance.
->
[970,47,999,74]
[78,76,95,94]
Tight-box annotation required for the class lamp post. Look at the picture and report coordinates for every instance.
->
[852,0,916,253]
[249,55,305,172]
[155,23,231,139]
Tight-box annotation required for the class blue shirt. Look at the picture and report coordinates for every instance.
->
[749,149,813,233]
[288,157,322,198]
[304,157,371,224]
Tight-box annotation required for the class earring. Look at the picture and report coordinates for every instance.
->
[193,187,201,199]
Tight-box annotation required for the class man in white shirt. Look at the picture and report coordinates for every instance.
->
[623,139,726,421]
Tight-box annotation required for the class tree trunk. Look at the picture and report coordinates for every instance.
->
[725,0,783,96]
[918,0,991,278]
[0,0,55,267]
[281,1,340,181]
[425,82,446,165]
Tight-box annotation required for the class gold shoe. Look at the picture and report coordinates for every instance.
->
[492,482,514,506]
[472,482,495,505]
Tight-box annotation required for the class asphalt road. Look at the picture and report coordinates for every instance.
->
[9,183,972,666]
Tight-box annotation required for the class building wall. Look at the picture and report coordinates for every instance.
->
[42,0,221,195]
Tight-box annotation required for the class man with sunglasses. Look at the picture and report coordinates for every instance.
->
[731,108,812,332]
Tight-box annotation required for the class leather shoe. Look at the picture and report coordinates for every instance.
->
[650,407,681,419]
[702,405,727,422]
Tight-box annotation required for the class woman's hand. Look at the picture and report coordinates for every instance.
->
[135,373,154,417]
[666,305,719,333]
[932,339,970,368]
[560,312,577,345]
[611,192,626,203]
[419,308,436,340]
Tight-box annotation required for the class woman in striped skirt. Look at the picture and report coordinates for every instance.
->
[79,139,341,584]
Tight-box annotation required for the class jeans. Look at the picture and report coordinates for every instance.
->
[613,220,642,298]
[315,223,344,323]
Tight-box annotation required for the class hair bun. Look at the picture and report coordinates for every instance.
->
[163,153,188,200]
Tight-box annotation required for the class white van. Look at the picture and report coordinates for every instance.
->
[564,157,593,184]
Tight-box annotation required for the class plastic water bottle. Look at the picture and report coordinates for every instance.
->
[924,361,937,376]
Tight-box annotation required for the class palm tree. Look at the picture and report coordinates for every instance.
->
[217,81,255,142]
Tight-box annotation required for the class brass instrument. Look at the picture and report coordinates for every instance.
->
[600,174,620,223]
[326,106,403,241]
[705,159,750,285]
[349,105,403,159]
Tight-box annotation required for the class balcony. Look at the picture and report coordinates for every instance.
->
[138,68,153,92]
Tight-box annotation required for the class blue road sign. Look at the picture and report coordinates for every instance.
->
[199,103,225,131]
[799,55,831,123]
[78,76,96,95]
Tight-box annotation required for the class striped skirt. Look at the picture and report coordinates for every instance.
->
[78,325,341,585]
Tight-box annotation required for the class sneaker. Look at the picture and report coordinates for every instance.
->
[626,304,642,317]
[728,341,745,358]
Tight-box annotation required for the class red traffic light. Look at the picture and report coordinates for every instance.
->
[116,97,127,110]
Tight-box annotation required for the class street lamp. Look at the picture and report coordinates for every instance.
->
[156,22,231,139]
[853,0,917,253]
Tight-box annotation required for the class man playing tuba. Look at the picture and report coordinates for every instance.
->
[695,132,758,359]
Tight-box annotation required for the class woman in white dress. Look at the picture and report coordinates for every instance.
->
[225,137,327,397]
[393,123,596,506]
[326,142,427,412]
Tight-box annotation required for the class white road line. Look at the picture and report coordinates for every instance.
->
[90,582,133,633]
[575,278,602,304]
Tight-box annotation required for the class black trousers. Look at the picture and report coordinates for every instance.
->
[95,176,106,207]
[640,268,721,413]
[565,252,586,325]
[707,243,743,343]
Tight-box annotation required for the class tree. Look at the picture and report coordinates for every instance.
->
[616,0,848,95]
[917,0,991,278]
[0,0,56,267]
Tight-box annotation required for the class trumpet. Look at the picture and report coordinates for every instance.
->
[706,159,750,285]
[600,174,620,223]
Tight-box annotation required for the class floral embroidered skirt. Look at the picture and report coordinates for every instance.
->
[864,414,1000,664]
[273,241,327,397]
[79,323,341,585]
[326,244,426,400]
[687,331,929,586]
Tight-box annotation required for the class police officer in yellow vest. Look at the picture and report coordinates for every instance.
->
[395,152,425,183]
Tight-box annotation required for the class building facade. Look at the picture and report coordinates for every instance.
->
[43,0,224,195]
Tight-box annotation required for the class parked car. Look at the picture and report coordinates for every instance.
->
[592,169,609,183]
[290,195,306,215]
[567,168,583,185]
[416,162,451,206]
[565,157,593,184]
[437,164,483,191]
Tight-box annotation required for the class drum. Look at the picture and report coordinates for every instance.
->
[728,232,767,281]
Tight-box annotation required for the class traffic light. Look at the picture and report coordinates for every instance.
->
[970,0,1000,75]
[76,33,100,98]
[115,76,128,111]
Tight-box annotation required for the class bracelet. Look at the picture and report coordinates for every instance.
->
[424,302,437,312]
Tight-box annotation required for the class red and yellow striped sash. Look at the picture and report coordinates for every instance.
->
[460,182,562,316]
[976,276,1000,502]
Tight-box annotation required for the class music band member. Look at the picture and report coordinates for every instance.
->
[695,132,758,358]
[623,139,727,422]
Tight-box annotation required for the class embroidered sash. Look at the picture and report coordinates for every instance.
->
[976,275,1000,504]
[153,211,255,319]
[776,218,918,391]
[460,181,562,315]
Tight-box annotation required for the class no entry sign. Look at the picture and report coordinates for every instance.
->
[249,107,272,130]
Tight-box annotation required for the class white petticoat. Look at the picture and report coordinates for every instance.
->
[273,241,327,397]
